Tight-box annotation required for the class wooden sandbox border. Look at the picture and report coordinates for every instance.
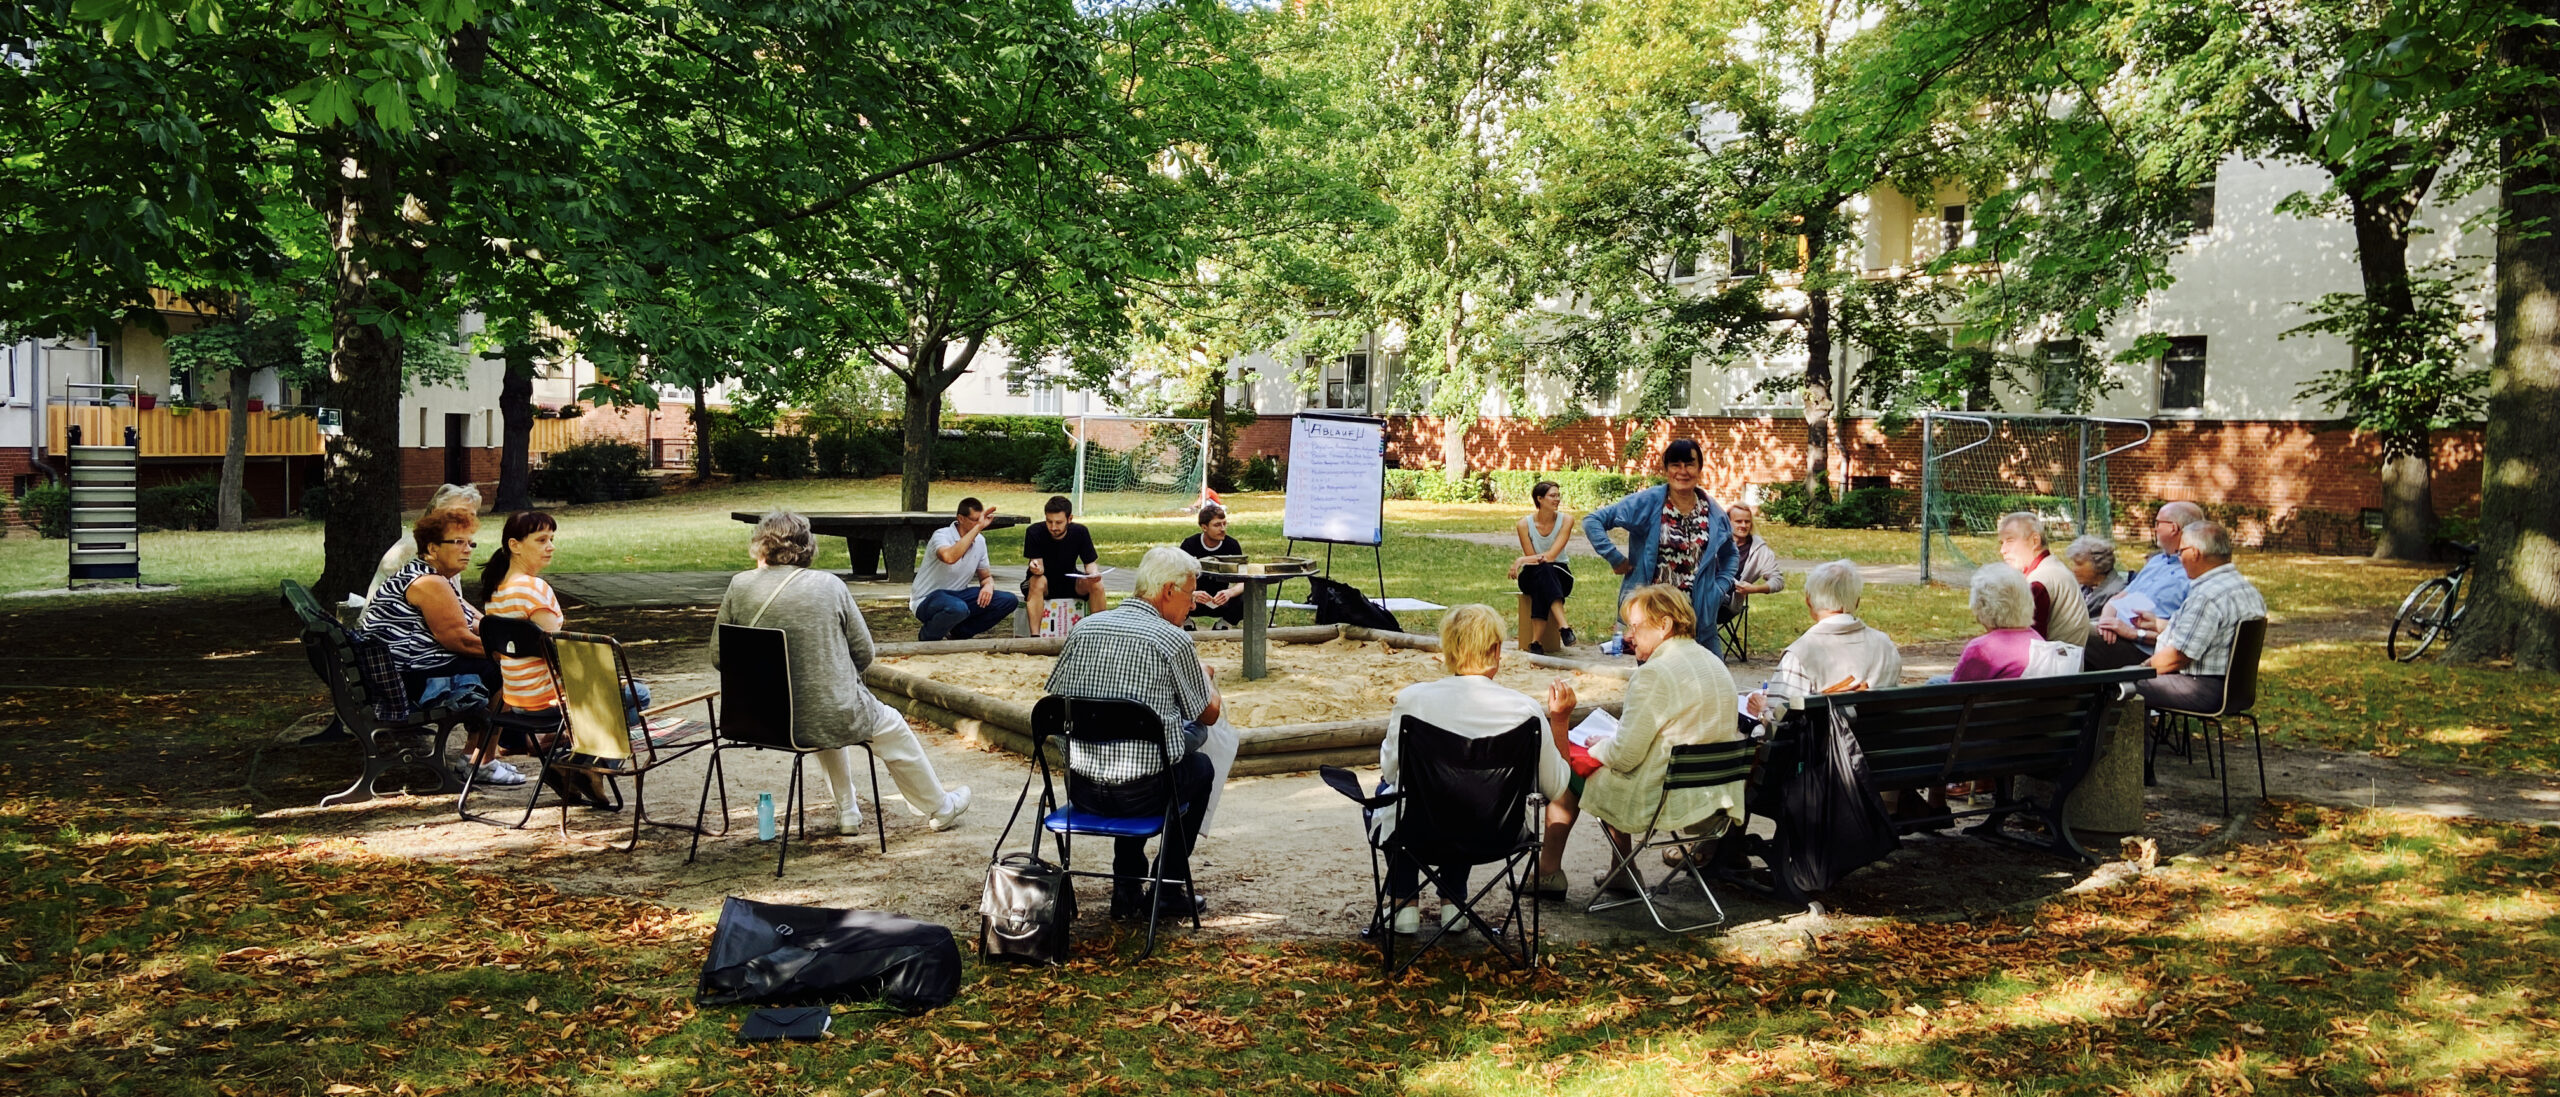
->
[863,624,1631,777]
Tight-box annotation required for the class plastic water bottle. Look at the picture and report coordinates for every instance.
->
[756,792,777,841]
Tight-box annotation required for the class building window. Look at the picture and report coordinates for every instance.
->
[1310,352,1370,411]
[1670,253,1699,281]
[2182,185,2216,235]
[1030,385,1061,414]
[2160,336,2207,411]
[1729,233,1761,277]
[1004,361,1034,397]
[1665,361,1691,411]
[2037,339,2082,410]
[1942,205,1967,252]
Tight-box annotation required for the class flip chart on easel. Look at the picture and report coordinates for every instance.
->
[1281,413,1385,546]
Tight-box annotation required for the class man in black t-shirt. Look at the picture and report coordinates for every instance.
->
[1023,495,1107,632]
[1179,504,1247,628]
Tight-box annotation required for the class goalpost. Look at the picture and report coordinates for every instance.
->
[1065,415,1212,517]
[1918,411,2154,584]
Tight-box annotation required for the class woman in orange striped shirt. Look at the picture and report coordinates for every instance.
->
[478,511,621,807]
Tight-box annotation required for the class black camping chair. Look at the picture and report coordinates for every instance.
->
[1716,599,1752,662]
[689,623,885,877]
[1028,695,1200,959]
[1586,738,1756,933]
[1321,715,1544,977]
[465,615,572,829]
[2145,617,2269,817]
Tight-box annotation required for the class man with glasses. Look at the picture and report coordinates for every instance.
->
[2084,500,2203,670]
[2132,520,2265,712]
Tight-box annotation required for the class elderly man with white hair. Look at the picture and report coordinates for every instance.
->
[2085,500,2205,670]
[1746,559,1902,719]
[2134,520,2267,712]
[1044,545,1242,921]
[1996,511,2092,645]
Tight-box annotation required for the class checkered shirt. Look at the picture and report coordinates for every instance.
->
[2161,563,2266,677]
[1043,600,1208,785]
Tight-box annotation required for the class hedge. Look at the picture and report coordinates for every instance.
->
[532,440,659,504]
[19,483,71,538]
[136,478,259,531]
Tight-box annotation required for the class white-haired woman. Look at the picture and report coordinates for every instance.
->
[2064,536,2125,621]
[364,482,481,607]
[1951,563,2041,682]
[713,511,971,836]
[1376,604,1572,934]
[1748,559,1902,717]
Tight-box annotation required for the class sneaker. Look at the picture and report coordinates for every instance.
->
[1531,870,1568,900]
[1391,903,1421,936]
[1593,870,1641,898]
[836,805,863,835]
[927,786,973,832]
[1525,642,1547,656]
[1439,903,1467,935]
[478,760,527,786]
[1599,636,1626,656]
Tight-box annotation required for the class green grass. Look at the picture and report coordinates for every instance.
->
[1,798,2551,1095]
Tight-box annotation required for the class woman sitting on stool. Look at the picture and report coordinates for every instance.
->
[1509,480,1576,654]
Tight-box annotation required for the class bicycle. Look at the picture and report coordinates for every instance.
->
[2388,540,2477,662]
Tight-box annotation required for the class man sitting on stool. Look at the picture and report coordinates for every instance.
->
[1044,547,1242,920]
[2134,520,2265,712]
[911,497,1019,641]
[1023,495,1108,632]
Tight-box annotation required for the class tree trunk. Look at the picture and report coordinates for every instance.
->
[2348,190,2437,560]
[1206,365,1234,492]
[899,338,948,512]
[1440,323,1470,479]
[217,365,250,531]
[690,385,711,483]
[1802,214,1835,503]
[314,143,411,603]
[493,343,535,512]
[2449,67,2560,671]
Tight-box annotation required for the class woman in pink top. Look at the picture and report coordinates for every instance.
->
[1951,563,2040,682]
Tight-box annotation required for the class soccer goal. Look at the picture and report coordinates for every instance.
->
[1918,411,2154,584]
[1065,415,1212,517]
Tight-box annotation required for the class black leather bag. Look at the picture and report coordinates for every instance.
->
[695,898,961,1013]
[979,851,1074,964]
[1305,574,1402,633]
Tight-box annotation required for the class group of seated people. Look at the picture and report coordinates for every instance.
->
[905,495,1252,641]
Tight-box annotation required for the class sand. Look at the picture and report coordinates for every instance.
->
[881,635,1627,727]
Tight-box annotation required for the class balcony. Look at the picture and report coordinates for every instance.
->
[47,404,586,459]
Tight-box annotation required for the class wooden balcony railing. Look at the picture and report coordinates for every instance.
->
[50,405,590,459]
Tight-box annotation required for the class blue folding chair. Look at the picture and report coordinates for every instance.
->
[1029,695,1199,959]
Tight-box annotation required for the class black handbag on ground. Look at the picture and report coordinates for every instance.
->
[978,766,1075,964]
[695,897,961,1013]
[1306,574,1403,633]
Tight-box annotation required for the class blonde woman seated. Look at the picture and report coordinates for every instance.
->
[714,511,972,837]
[1375,604,1573,934]
[1539,584,1742,899]
[1744,558,1903,720]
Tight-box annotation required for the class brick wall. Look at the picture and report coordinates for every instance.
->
[1238,413,2486,547]
[400,447,505,509]
[0,448,36,531]
[574,405,694,447]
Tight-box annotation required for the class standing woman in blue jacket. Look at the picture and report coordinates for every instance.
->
[1581,438,1742,656]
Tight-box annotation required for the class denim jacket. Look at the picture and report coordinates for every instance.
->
[1582,483,1740,654]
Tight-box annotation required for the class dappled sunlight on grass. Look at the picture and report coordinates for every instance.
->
[2257,640,2560,773]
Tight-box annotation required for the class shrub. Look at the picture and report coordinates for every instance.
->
[1758,481,1815,526]
[1485,469,1651,511]
[938,415,1070,482]
[1384,468,1490,503]
[20,483,68,538]
[299,482,330,521]
[532,440,652,503]
[136,478,257,531]
[1032,451,1077,493]
[763,433,814,480]
[1240,455,1283,492]
[1762,481,1912,529]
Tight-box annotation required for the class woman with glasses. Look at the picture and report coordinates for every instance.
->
[360,509,514,783]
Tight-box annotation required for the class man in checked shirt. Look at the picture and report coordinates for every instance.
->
[1045,546,1241,921]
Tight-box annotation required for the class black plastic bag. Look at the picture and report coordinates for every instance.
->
[696,897,961,1013]
[1776,706,1900,895]
[1305,574,1402,633]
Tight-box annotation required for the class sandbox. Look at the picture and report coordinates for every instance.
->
[864,624,1630,775]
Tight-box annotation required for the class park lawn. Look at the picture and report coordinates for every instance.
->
[0,799,2551,1096]
[2255,640,2560,773]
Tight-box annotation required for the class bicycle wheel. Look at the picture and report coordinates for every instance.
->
[2389,576,2456,662]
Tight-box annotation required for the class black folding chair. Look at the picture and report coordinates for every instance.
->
[1586,738,1756,933]
[2146,617,2269,816]
[689,623,884,876]
[1717,599,1752,662]
[1321,715,1545,977]
[464,615,571,828]
[1028,695,1199,960]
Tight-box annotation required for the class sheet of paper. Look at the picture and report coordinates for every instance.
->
[1068,566,1113,579]
[2102,590,2158,625]
[1569,708,1619,749]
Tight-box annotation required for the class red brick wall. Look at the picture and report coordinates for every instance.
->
[1242,413,2486,547]
[0,448,37,530]
[400,447,504,509]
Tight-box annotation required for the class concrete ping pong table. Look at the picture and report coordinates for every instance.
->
[733,511,1027,583]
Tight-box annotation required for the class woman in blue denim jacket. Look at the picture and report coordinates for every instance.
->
[1581,439,1741,656]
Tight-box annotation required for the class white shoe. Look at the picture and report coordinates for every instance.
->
[1391,903,1421,935]
[478,760,527,787]
[836,806,863,835]
[927,786,973,832]
[1440,903,1467,934]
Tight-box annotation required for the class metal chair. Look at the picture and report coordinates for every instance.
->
[689,623,884,876]
[1029,695,1199,959]
[2146,617,2269,817]
[1586,738,1756,933]
[1716,599,1752,662]
[280,580,469,807]
[1321,715,1545,976]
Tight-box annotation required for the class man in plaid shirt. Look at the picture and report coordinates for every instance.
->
[1045,546,1233,920]
[2133,520,2267,712]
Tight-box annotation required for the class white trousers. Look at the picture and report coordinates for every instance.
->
[815,694,951,817]
[1195,716,1239,836]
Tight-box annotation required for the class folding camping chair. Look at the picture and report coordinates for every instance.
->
[1586,738,1756,933]
[488,622,716,849]
[1321,714,1545,977]
[689,623,884,876]
[1028,695,1200,960]
[1716,599,1752,662]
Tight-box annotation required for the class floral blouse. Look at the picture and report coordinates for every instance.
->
[1654,489,1712,591]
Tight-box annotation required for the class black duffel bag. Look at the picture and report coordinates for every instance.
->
[1305,574,1402,633]
[695,897,961,1013]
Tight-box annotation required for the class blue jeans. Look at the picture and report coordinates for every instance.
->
[917,588,1020,641]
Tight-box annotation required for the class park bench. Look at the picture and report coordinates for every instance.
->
[1728,667,2152,904]
[280,580,471,807]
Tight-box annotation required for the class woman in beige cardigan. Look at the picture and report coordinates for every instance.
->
[1538,584,1742,899]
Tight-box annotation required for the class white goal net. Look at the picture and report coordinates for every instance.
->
[1067,415,1211,517]
[1919,411,2153,584]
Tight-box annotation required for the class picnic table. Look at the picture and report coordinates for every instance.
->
[733,511,1026,584]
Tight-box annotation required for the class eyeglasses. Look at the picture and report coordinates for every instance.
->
[440,539,478,549]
